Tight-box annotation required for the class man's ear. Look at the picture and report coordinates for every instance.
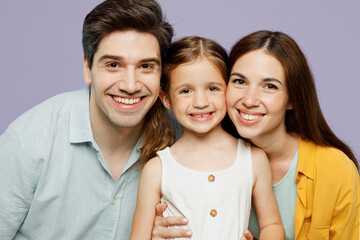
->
[159,90,172,110]
[83,56,92,84]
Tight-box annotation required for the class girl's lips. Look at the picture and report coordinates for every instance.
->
[188,112,214,121]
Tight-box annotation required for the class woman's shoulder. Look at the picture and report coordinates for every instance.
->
[299,139,359,179]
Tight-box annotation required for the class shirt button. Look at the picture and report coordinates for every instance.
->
[112,199,116,205]
[208,174,215,182]
[210,209,217,217]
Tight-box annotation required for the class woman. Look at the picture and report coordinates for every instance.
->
[225,30,360,240]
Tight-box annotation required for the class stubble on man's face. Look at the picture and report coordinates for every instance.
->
[84,30,161,132]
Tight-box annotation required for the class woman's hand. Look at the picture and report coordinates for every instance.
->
[151,202,193,239]
[241,230,254,240]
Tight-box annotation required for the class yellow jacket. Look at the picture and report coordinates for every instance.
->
[295,139,360,239]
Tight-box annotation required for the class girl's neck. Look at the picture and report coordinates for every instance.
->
[179,124,230,147]
[170,123,238,172]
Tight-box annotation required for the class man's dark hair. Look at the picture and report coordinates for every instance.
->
[82,0,174,68]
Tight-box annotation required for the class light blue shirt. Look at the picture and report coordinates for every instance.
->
[248,150,299,240]
[0,87,142,240]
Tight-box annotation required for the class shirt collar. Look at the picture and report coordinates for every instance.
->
[296,138,317,180]
[123,137,143,172]
[69,86,93,143]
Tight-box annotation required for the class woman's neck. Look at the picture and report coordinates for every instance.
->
[251,130,299,163]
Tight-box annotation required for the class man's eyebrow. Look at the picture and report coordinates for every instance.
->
[141,58,161,66]
[230,72,247,79]
[98,55,123,62]
[97,55,160,66]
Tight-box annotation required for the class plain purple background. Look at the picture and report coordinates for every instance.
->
[1,0,359,162]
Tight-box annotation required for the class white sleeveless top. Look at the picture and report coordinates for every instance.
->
[158,139,253,240]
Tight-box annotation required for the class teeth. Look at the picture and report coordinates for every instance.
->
[192,113,211,118]
[113,96,141,105]
[240,112,263,120]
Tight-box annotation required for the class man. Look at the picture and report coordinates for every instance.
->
[0,0,190,239]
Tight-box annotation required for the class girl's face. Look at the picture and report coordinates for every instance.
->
[226,49,292,141]
[161,57,227,134]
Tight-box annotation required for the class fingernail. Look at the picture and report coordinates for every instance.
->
[186,230,192,235]
[182,218,188,223]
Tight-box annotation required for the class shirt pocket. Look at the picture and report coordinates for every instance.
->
[307,225,330,239]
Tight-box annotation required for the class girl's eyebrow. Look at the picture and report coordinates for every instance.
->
[207,81,224,87]
[174,83,191,92]
[230,72,247,79]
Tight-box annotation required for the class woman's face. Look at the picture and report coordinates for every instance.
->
[226,49,292,141]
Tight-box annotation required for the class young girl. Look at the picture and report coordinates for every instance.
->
[130,36,284,240]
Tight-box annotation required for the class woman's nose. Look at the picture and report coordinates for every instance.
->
[242,87,260,107]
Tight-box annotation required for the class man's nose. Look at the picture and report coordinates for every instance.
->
[118,69,141,94]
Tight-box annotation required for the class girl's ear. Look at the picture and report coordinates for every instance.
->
[159,90,172,110]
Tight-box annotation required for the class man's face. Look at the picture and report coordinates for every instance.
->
[84,30,161,131]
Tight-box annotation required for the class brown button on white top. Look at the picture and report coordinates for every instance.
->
[208,174,215,182]
[210,209,217,217]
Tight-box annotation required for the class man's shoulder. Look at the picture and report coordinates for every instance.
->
[7,88,88,138]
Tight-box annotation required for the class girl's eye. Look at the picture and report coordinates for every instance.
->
[265,83,278,90]
[180,89,190,94]
[209,86,218,92]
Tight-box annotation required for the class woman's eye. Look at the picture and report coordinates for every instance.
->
[265,83,278,89]
[209,86,218,92]
[141,64,151,69]
[232,79,245,85]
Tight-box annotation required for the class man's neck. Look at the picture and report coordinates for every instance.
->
[90,111,143,182]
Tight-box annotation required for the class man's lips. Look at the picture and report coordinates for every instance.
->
[112,96,142,105]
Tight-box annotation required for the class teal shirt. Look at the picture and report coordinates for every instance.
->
[0,87,141,240]
[248,150,299,240]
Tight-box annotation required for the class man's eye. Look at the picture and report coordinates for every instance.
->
[107,62,118,68]
[209,86,218,91]
[141,64,152,69]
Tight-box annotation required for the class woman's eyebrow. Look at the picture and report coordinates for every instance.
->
[263,78,283,86]
[230,72,247,79]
